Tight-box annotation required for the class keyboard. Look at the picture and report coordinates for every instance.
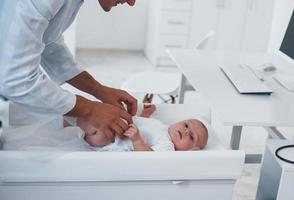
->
[220,64,273,94]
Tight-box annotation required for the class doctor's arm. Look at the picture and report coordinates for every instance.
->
[66,71,138,116]
[41,36,137,116]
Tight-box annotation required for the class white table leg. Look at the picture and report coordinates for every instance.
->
[230,126,262,164]
[230,126,243,150]
[230,126,264,163]
[264,127,286,139]
[245,154,262,163]
[178,74,188,104]
[245,127,286,163]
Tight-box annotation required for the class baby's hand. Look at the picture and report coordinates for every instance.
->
[140,103,156,118]
[123,124,140,141]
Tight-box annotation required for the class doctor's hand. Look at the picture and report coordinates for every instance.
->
[87,101,133,142]
[67,96,133,142]
[94,85,138,116]
[66,71,137,116]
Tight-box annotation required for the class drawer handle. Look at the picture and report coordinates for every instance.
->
[172,180,185,185]
[165,44,183,48]
[167,21,185,25]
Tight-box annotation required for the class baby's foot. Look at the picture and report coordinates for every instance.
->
[140,104,156,118]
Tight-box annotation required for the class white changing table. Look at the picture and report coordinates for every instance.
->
[0,103,245,200]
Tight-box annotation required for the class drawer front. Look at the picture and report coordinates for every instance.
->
[160,11,191,34]
[161,0,193,11]
[158,35,188,57]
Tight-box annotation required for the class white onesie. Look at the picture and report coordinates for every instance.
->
[92,116,175,152]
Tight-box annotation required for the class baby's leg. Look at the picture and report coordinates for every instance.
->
[84,133,111,147]
[77,118,111,147]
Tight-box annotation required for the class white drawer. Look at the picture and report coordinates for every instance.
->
[161,0,193,11]
[158,35,188,57]
[160,11,191,34]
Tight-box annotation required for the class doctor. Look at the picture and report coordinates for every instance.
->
[0,0,137,142]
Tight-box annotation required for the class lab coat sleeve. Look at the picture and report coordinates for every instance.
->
[41,36,82,85]
[0,1,76,115]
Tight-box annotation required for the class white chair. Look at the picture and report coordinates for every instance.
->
[121,31,214,103]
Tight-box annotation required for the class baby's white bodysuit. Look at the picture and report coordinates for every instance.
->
[92,116,175,152]
[3,116,175,151]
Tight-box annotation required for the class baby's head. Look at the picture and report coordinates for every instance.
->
[168,119,208,151]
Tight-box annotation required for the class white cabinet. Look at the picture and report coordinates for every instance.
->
[214,0,248,51]
[188,0,219,49]
[242,0,275,52]
[145,0,193,66]
[145,0,275,66]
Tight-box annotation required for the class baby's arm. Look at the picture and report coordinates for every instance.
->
[139,104,156,118]
[124,124,153,151]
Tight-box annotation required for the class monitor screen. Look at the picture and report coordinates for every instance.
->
[280,10,294,60]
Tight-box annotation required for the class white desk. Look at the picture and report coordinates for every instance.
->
[168,49,294,163]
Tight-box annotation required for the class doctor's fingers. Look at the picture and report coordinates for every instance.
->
[119,93,138,116]
[114,118,132,139]
[128,124,138,129]
[116,119,129,132]
[125,100,138,116]
[110,123,125,139]
[119,109,133,124]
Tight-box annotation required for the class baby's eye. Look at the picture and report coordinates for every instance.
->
[184,123,188,128]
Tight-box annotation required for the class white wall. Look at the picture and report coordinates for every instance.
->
[76,0,148,50]
[268,0,294,53]
[76,0,293,52]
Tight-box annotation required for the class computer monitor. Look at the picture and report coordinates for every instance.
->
[274,10,294,92]
[280,10,294,62]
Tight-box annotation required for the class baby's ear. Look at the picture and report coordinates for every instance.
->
[190,147,200,151]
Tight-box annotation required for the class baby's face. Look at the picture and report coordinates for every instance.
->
[168,119,208,151]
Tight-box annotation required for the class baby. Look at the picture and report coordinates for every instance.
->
[71,104,209,152]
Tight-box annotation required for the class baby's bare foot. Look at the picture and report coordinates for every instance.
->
[140,104,156,118]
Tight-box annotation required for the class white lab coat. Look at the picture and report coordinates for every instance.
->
[0,0,84,115]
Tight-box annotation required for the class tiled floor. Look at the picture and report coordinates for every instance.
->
[73,49,274,200]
